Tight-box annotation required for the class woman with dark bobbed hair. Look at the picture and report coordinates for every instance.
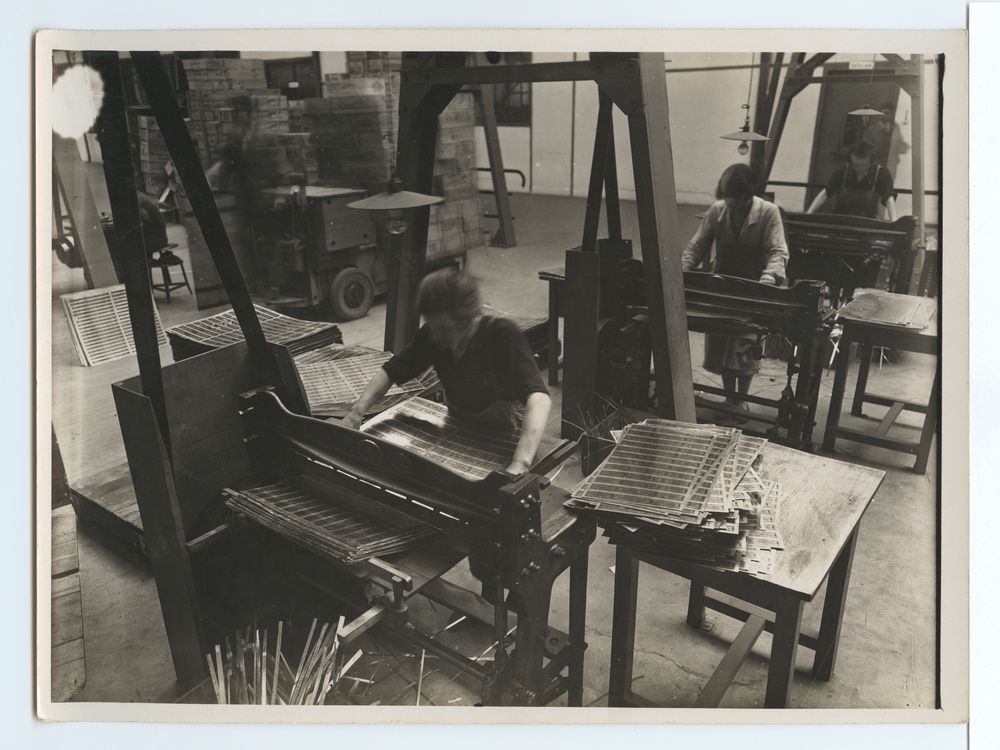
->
[344,267,551,476]
[681,163,789,414]
[806,139,898,220]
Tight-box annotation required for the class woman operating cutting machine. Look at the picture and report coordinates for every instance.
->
[806,139,898,221]
[682,163,789,416]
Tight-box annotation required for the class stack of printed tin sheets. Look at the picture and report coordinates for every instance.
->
[166,305,342,360]
[566,420,785,578]
[360,397,521,482]
[292,344,437,417]
[223,480,438,564]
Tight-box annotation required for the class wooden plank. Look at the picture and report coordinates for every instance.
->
[608,546,640,706]
[855,393,930,414]
[622,54,695,421]
[702,591,820,652]
[51,656,87,703]
[113,384,208,686]
[52,588,84,647]
[89,51,172,455]
[561,249,600,439]
[875,401,906,438]
[695,614,767,708]
[420,576,517,628]
[51,573,80,600]
[52,135,118,288]
[51,506,80,578]
[51,637,85,668]
[834,426,920,455]
[51,500,86,704]
[582,93,614,253]
[764,598,803,708]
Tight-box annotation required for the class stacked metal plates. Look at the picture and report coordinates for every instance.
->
[166,305,342,360]
[838,288,936,330]
[61,285,169,367]
[291,344,439,418]
[566,420,784,578]
[223,480,438,564]
[360,397,520,482]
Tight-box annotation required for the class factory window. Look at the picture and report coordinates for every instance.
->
[474,52,532,127]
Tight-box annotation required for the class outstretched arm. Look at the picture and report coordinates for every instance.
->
[342,369,394,429]
[506,392,552,475]
[883,195,898,222]
[806,189,829,214]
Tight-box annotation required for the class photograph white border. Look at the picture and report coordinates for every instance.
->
[32,25,969,728]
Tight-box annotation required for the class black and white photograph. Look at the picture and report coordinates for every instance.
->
[34,29,968,721]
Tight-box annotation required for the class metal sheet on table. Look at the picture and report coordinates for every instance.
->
[359,398,523,482]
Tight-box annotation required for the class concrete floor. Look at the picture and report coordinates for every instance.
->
[51,187,938,708]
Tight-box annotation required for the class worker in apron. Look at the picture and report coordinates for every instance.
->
[806,139,899,295]
[806,138,898,221]
[343,268,551,611]
[682,163,789,418]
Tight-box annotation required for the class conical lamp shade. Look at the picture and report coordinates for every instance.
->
[849,106,885,117]
[347,190,443,211]
[720,129,769,142]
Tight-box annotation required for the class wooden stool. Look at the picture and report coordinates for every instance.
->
[148,244,191,303]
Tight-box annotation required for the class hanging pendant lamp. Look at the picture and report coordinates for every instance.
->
[720,53,769,155]
[848,55,885,120]
[347,175,443,235]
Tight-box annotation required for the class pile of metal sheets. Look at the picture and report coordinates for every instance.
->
[566,420,784,578]
[166,305,342,360]
[360,397,520,482]
[61,285,169,366]
[838,288,936,330]
[291,344,438,418]
[223,480,438,564]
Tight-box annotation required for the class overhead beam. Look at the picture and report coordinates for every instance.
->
[623,53,695,422]
[402,58,640,87]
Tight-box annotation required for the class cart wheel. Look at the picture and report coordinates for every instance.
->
[330,267,374,320]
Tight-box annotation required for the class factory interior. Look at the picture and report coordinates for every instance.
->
[47,49,943,710]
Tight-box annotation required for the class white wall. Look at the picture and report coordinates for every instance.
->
[471,52,942,226]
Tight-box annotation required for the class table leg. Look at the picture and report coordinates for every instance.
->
[812,529,859,681]
[547,282,560,386]
[851,343,873,416]
[686,581,706,628]
[913,367,940,474]
[823,334,853,452]
[567,550,589,706]
[764,598,804,708]
[608,546,639,707]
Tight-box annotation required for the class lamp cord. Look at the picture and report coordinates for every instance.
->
[743,52,755,127]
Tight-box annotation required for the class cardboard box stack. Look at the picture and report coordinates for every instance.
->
[344,51,404,78]
[182,58,297,166]
[136,114,174,197]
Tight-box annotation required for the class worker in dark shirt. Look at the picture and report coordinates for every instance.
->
[806,139,898,220]
[343,267,551,475]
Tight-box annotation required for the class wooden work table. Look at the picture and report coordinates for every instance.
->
[822,292,939,473]
[608,443,885,709]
